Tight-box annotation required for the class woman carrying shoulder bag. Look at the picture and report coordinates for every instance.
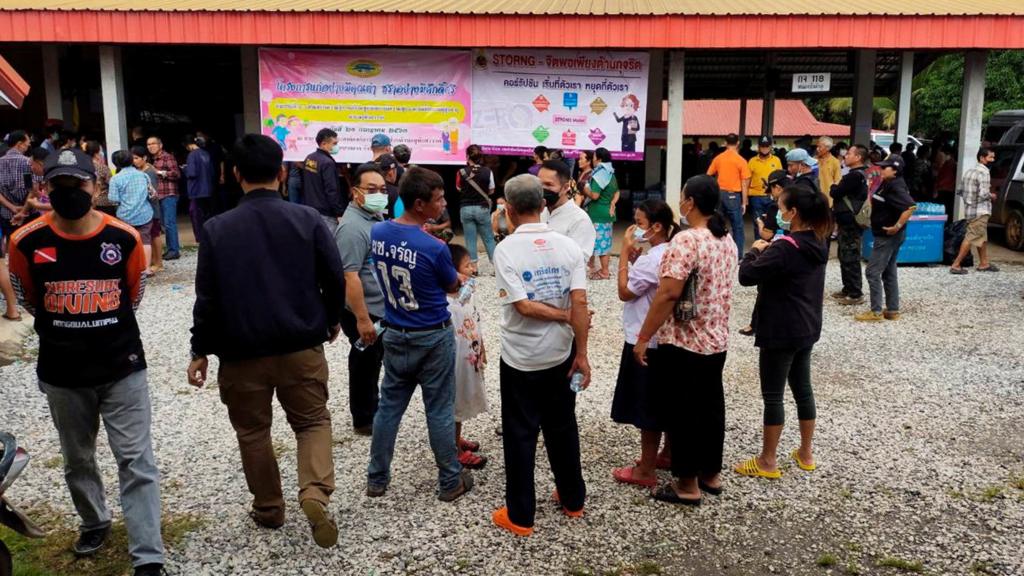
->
[634,175,738,506]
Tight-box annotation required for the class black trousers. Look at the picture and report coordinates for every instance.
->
[837,224,864,298]
[500,355,586,528]
[656,345,727,479]
[759,346,816,426]
[338,307,383,429]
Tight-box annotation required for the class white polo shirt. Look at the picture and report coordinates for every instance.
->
[542,200,596,261]
[494,222,588,372]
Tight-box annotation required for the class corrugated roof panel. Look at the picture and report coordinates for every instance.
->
[0,0,1020,15]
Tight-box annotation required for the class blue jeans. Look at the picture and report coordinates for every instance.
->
[748,196,775,242]
[459,205,496,263]
[866,228,906,313]
[40,370,164,568]
[367,326,462,493]
[720,192,745,257]
[159,196,180,254]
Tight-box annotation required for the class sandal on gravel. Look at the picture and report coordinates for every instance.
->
[739,325,755,336]
[2,313,21,322]
[459,438,481,452]
[733,457,782,479]
[458,449,488,469]
[651,483,700,506]
[791,450,817,471]
[978,265,1000,272]
[698,480,723,496]
[492,507,533,537]
[612,466,657,488]
[949,267,969,275]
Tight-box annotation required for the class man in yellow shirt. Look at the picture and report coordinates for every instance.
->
[817,136,842,200]
[747,136,782,236]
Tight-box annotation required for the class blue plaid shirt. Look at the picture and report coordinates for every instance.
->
[0,148,31,222]
[109,167,155,226]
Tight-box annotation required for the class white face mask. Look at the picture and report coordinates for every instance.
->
[362,192,389,213]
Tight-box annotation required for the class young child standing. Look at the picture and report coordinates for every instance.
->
[447,244,489,469]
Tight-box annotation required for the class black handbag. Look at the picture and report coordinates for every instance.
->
[672,268,699,322]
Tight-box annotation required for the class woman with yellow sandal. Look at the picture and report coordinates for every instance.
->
[734,184,832,479]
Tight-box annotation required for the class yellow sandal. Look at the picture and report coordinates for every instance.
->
[791,450,817,471]
[733,457,782,479]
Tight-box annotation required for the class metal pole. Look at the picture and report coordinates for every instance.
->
[665,51,685,215]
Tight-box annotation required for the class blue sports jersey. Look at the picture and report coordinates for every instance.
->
[370,220,458,329]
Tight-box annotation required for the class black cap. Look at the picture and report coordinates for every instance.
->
[758,136,773,147]
[377,153,398,171]
[876,156,904,174]
[43,148,95,181]
[766,170,790,188]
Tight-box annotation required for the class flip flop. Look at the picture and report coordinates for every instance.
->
[698,480,723,496]
[651,483,700,506]
[978,265,1000,272]
[634,457,672,471]
[612,466,657,488]
[2,313,22,322]
[733,457,782,479]
[791,450,817,471]
[739,325,755,336]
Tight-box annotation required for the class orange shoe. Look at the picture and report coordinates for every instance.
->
[492,507,533,537]
[551,490,585,518]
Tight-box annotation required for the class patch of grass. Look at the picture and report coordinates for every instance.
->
[946,489,965,499]
[272,439,290,456]
[0,510,202,576]
[568,569,594,576]
[876,556,924,573]
[42,455,62,469]
[976,485,1004,502]
[630,495,648,506]
[970,561,996,575]
[634,560,662,575]
[817,553,838,567]
[1010,475,1024,491]
[839,487,852,499]
[846,563,863,575]
[174,388,192,396]
[846,541,863,553]
[454,558,471,571]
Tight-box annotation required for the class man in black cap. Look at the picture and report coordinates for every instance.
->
[375,153,401,219]
[747,136,783,239]
[7,148,165,576]
[856,155,916,323]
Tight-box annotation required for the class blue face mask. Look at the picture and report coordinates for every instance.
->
[632,226,649,243]
[776,209,792,231]
[330,144,340,155]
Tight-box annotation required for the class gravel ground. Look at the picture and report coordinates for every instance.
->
[2,253,1023,576]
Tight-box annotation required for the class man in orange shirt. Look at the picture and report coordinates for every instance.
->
[707,133,751,256]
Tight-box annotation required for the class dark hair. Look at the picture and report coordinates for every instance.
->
[547,148,564,161]
[579,150,594,165]
[682,175,728,239]
[84,140,103,157]
[466,144,483,164]
[725,133,739,146]
[315,128,337,145]
[130,145,147,160]
[635,199,679,240]
[594,147,612,163]
[111,150,133,169]
[353,162,385,186]
[448,243,471,268]
[539,159,571,184]
[30,147,50,162]
[977,147,993,161]
[779,185,834,241]
[393,144,411,164]
[232,134,283,184]
[906,142,917,153]
[889,142,903,154]
[533,145,548,159]
[61,131,78,145]
[849,144,870,163]
[398,166,444,209]
[4,130,28,147]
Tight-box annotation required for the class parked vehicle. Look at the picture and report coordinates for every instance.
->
[984,110,1024,144]
[871,132,923,152]
[0,432,45,576]
[988,144,1024,251]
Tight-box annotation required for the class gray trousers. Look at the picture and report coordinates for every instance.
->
[866,228,906,314]
[39,370,165,567]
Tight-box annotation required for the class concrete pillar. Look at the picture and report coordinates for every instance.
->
[851,50,877,146]
[665,51,685,214]
[955,51,988,221]
[644,50,665,188]
[241,47,261,135]
[41,45,63,121]
[761,53,777,140]
[894,51,914,145]
[738,97,747,140]
[99,46,127,154]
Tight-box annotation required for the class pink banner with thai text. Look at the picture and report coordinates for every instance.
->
[259,48,472,164]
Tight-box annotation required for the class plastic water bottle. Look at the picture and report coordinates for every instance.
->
[353,321,385,351]
[457,278,476,305]
[569,371,586,393]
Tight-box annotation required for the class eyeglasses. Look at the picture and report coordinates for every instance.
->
[357,186,388,194]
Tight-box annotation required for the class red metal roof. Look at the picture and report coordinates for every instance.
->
[667,100,852,138]
[0,12,1023,48]
[0,55,30,109]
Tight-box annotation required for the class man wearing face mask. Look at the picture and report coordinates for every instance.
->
[538,160,596,261]
[302,128,347,233]
[335,163,390,436]
[7,148,166,576]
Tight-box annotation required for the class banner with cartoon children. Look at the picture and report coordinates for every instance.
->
[469,49,650,160]
[259,48,472,164]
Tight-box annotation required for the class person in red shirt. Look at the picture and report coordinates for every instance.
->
[7,148,164,576]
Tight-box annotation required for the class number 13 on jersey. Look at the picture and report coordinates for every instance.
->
[376,262,419,311]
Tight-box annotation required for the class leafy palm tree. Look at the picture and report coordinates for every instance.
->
[825,96,899,129]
